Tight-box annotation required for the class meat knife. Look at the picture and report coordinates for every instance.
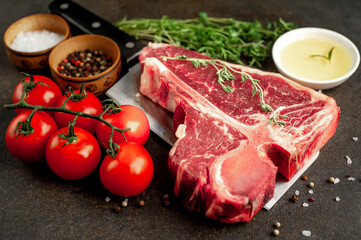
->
[48,0,319,210]
[48,0,176,145]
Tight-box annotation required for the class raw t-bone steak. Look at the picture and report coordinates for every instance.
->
[139,43,340,222]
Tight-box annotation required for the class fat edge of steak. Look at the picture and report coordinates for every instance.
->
[139,43,340,222]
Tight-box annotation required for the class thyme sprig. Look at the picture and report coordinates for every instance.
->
[4,82,130,157]
[115,13,296,67]
[310,47,335,61]
[162,55,288,126]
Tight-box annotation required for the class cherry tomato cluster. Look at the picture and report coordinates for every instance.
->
[5,75,153,197]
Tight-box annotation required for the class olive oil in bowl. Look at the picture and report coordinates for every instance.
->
[272,27,360,89]
[280,38,352,81]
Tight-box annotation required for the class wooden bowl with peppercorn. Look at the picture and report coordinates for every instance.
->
[48,34,121,96]
[3,13,71,70]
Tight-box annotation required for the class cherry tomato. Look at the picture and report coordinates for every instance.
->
[96,105,150,149]
[54,90,103,135]
[12,75,62,115]
[99,142,153,197]
[5,111,58,162]
[46,126,101,180]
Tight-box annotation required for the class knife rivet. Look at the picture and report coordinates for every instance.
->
[91,21,101,28]
[59,3,69,9]
[125,41,135,49]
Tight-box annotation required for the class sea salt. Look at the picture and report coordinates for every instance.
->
[10,30,64,52]
[302,202,309,207]
[333,178,340,184]
[345,155,352,165]
[352,137,358,142]
[348,177,356,181]
[308,189,314,194]
[105,197,111,202]
[335,196,340,202]
[302,230,312,237]
[295,190,300,195]
[121,198,129,207]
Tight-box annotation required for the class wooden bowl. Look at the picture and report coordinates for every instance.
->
[3,13,70,70]
[48,34,121,96]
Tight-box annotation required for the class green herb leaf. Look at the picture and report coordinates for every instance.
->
[252,87,257,97]
[328,47,335,60]
[162,55,288,126]
[192,60,201,68]
[222,85,234,93]
[115,15,296,67]
[310,47,335,61]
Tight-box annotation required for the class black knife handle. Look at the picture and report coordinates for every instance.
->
[48,0,144,69]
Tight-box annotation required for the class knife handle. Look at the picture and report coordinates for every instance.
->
[48,0,144,69]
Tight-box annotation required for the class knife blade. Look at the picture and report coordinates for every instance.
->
[106,64,177,145]
[49,0,144,75]
[48,0,176,145]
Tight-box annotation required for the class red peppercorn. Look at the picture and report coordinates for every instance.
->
[58,49,112,78]
[308,197,315,202]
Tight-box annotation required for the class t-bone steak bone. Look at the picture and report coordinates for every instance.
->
[139,43,340,222]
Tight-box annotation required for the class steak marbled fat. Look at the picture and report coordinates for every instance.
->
[139,43,340,222]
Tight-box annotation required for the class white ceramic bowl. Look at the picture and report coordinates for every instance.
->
[272,27,360,89]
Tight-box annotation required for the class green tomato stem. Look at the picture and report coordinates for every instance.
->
[4,80,131,153]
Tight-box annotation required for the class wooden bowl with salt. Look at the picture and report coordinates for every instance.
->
[3,13,71,70]
[48,34,121,96]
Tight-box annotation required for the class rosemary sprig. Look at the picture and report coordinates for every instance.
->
[162,55,287,126]
[310,47,335,61]
[115,13,296,67]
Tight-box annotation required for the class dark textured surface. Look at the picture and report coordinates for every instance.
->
[0,0,360,239]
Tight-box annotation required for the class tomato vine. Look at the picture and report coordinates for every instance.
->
[4,80,130,157]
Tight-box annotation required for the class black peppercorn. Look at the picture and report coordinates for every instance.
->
[58,49,113,78]
[136,199,145,208]
[291,194,299,202]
